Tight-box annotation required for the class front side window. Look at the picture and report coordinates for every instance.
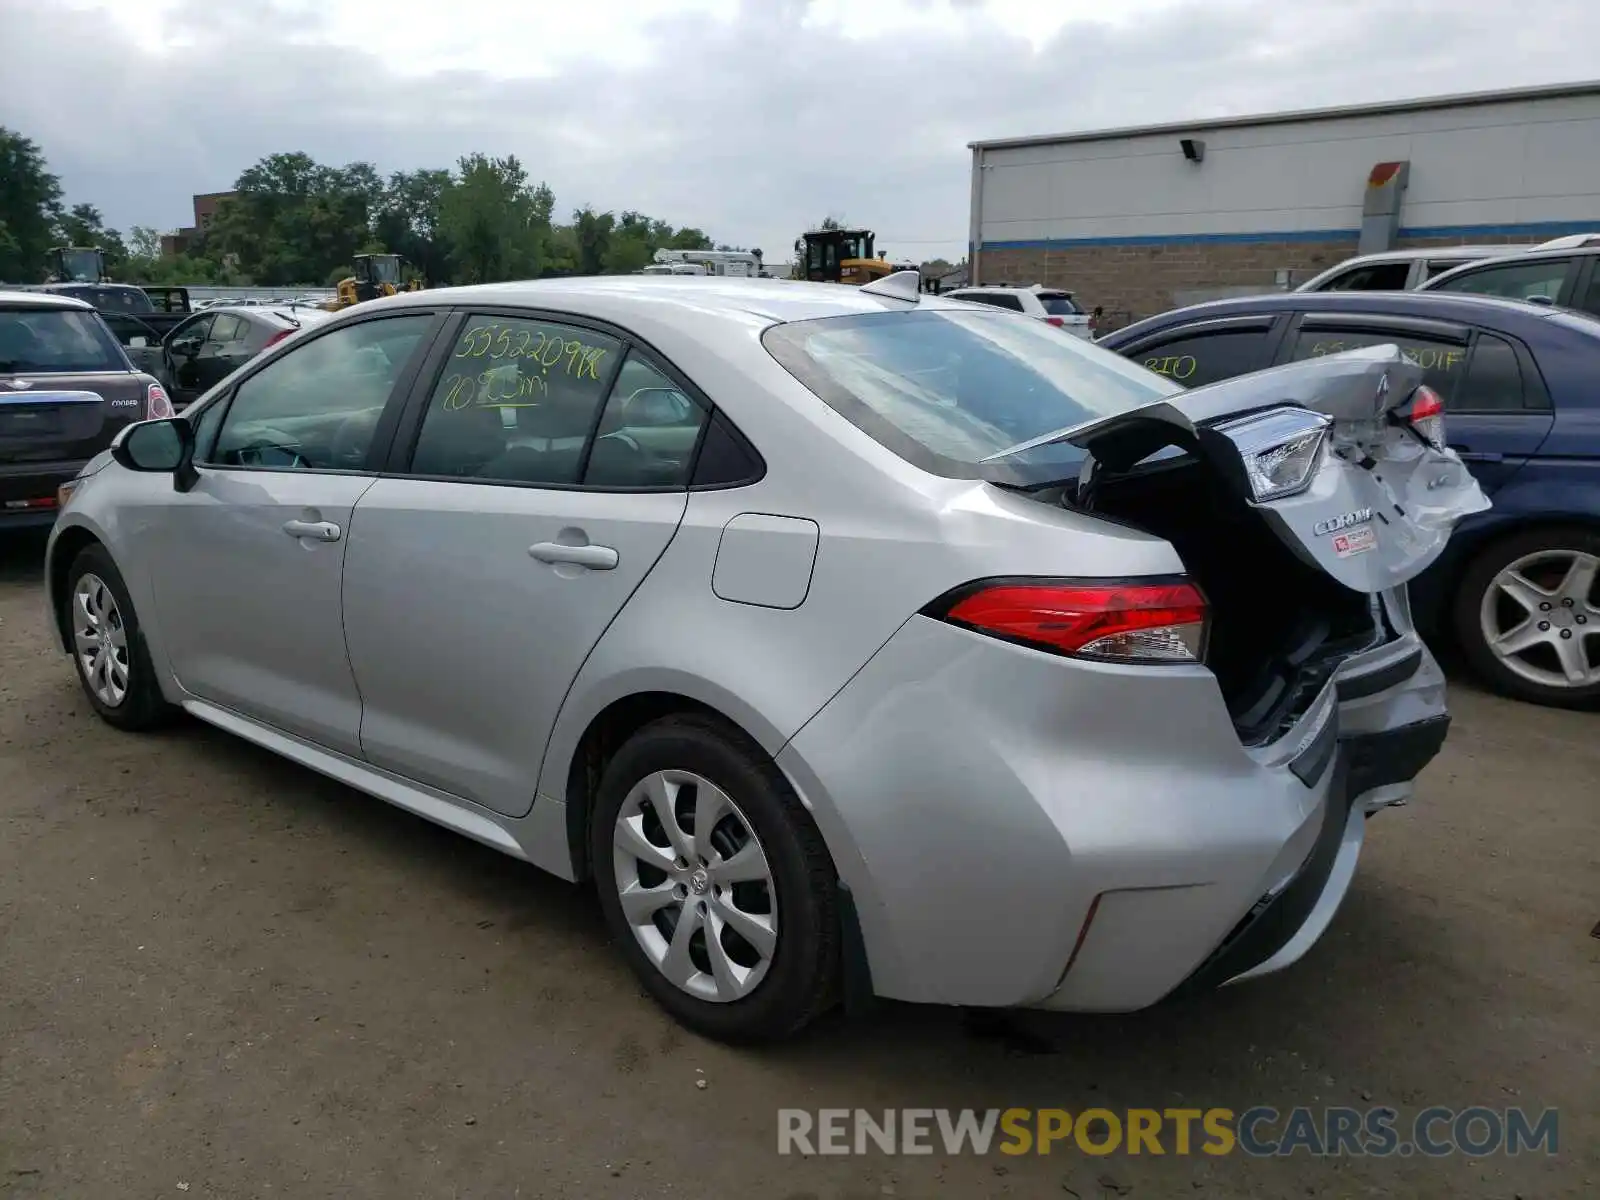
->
[209,314,432,471]
[1430,259,1571,303]
[1286,326,1467,403]
[763,308,1178,483]
[0,307,126,373]
[409,315,623,486]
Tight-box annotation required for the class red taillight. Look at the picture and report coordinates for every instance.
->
[1394,384,1445,448]
[145,382,173,420]
[1044,315,1066,327]
[927,578,1209,663]
[264,329,293,349]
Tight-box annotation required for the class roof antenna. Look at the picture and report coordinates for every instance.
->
[859,270,923,303]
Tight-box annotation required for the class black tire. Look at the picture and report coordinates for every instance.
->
[62,543,177,731]
[1452,525,1600,709]
[591,714,840,1043]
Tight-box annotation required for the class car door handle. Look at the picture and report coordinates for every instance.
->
[529,541,618,570]
[283,519,342,542]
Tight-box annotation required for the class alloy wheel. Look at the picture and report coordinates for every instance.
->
[73,572,131,707]
[611,769,778,1002]
[1479,549,1599,690]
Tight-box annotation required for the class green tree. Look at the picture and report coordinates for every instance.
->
[375,168,454,284]
[440,154,548,283]
[0,128,63,281]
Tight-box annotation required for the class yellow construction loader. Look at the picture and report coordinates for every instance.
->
[794,228,916,286]
[325,254,422,310]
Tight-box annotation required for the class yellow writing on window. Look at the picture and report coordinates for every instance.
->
[1143,354,1198,381]
[440,369,550,411]
[451,323,609,380]
[1306,341,1465,371]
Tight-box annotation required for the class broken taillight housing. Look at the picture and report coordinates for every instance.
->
[1393,384,1445,449]
[924,577,1209,664]
[1213,407,1331,503]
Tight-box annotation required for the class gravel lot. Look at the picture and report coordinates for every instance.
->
[1,530,1594,1199]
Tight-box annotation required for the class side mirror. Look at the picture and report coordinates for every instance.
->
[112,417,193,477]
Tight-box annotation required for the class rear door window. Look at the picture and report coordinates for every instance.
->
[1130,327,1278,386]
[407,314,624,486]
[1430,258,1572,304]
[1319,262,1412,292]
[1285,325,1468,405]
[0,307,126,373]
[1574,262,1600,317]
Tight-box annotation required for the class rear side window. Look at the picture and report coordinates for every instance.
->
[1038,293,1081,316]
[1132,328,1276,387]
[1286,326,1467,404]
[1430,258,1570,303]
[1319,262,1412,292]
[1455,334,1525,412]
[0,307,125,373]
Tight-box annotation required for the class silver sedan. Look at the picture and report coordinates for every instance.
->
[45,274,1486,1041]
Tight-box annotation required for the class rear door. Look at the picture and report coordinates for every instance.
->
[1278,314,1553,495]
[341,310,701,817]
[196,312,256,391]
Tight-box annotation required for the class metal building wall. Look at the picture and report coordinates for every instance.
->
[969,83,1600,324]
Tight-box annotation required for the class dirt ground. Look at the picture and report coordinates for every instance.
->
[0,530,1594,1200]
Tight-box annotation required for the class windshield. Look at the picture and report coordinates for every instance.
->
[0,308,127,374]
[368,257,402,284]
[762,309,1179,483]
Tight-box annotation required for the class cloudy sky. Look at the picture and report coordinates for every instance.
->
[4,0,1596,264]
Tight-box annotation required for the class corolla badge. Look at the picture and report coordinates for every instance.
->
[1314,508,1374,536]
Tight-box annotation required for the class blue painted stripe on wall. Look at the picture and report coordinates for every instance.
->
[979,219,1596,251]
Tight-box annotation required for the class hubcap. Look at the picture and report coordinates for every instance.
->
[72,573,131,708]
[612,770,777,1003]
[1480,549,1599,690]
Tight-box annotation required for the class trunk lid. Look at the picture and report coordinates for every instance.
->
[1052,345,1490,593]
[0,372,148,465]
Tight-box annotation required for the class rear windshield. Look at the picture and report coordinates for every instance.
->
[1038,292,1081,315]
[0,307,127,374]
[762,309,1178,483]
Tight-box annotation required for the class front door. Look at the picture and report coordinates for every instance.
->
[342,316,706,816]
[142,311,438,755]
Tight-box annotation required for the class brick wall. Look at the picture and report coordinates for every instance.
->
[977,232,1552,326]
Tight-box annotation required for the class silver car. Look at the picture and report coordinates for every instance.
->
[45,274,1486,1042]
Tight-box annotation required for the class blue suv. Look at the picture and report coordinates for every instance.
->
[1100,291,1600,708]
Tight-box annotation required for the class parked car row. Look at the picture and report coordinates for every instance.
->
[45,273,1486,1041]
